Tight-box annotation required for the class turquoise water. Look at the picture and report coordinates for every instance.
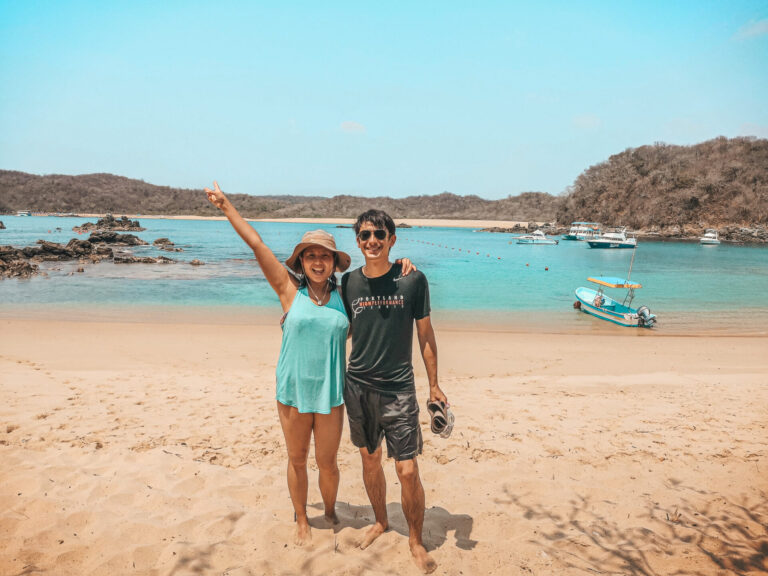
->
[2,216,767,332]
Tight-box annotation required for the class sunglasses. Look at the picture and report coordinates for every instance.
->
[357,229,388,241]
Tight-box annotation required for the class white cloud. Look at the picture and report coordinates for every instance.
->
[740,123,768,138]
[572,114,602,131]
[734,19,768,40]
[340,121,366,134]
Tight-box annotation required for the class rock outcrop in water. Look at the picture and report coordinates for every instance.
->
[73,214,145,233]
[0,221,5,229]
[113,254,176,264]
[87,231,148,246]
[0,232,183,279]
[153,238,183,252]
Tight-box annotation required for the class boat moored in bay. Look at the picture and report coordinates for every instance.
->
[516,229,559,245]
[699,229,721,245]
[573,245,656,328]
[562,221,602,241]
[587,227,637,249]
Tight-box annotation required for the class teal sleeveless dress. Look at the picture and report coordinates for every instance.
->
[275,287,349,413]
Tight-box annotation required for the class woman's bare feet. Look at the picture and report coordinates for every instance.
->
[359,521,387,549]
[294,520,312,546]
[410,542,437,574]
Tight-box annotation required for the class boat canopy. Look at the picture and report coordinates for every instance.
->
[587,276,642,289]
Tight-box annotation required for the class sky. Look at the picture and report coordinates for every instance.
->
[1,1,767,199]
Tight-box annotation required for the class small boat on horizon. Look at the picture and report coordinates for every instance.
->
[587,227,637,249]
[699,229,721,245]
[516,229,559,245]
[16,210,31,217]
[562,221,602,241]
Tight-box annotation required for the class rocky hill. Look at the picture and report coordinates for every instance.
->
[2,136,767,237]
[267,191,556,220]
[556,136,768,234]
[0,170,557,221]
[0,171,319,218]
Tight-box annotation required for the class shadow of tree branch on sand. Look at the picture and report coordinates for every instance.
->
[497,483,767,575]
[167,511,244,575]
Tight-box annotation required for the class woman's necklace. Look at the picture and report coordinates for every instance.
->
[306,280,328,305]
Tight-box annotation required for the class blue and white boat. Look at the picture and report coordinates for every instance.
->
[587,227,637,249]
[562,221,602,241]
[516,229,559,245]
[574,278,656,327]
[573,247,656,327]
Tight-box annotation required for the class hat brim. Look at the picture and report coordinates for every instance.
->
[285,242,351,274]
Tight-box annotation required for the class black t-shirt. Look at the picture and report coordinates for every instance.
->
[341,263,431,392]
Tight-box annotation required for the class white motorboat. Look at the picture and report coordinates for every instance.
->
[516,230,559,245]
[562,221,602,241]
[699,229,721,245]
[587,227,637,249]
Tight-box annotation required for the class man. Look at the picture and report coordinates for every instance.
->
[341,209,448,574]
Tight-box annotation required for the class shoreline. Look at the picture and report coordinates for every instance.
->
[6,213,535,229]
[2,304,767,337]
[5,213,766,242]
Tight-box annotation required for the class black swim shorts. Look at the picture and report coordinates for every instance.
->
[344,378,423,461]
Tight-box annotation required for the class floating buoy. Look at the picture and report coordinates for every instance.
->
[545,267,549,271]
[526,263,529,267]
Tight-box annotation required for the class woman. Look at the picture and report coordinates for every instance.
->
[205,181,411,545]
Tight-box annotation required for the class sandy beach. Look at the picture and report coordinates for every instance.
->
[1,315,766,575]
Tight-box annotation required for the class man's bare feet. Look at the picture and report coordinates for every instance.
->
[324,511,340,525]
[294,521,312,546]
[409,542,437,574]
[359,521,387,549]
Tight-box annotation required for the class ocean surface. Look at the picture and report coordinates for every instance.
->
[2,215,767,334]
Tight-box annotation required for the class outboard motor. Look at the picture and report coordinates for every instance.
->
[636,305,656,327]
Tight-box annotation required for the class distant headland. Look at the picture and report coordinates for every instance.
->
[1,136,766,242]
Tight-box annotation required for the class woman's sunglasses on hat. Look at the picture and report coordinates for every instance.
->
[357,229,388,241]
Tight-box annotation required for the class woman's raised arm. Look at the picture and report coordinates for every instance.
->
[205,181,296,310]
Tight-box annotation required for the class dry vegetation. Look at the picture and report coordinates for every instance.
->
[0,171,556,221]
[0,172,317,218]
[557,136,768,229]
[2,137,767,228]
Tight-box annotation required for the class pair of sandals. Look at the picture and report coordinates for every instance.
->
[427,400,454,439]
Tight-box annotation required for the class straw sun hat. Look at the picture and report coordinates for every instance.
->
[285,230,352,274]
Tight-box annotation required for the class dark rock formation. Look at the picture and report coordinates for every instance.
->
[0,246,39,278]
[0,231,180,280]
[153,238,183,252]
[480,224,529,233]
[0,258,38,278]
[88,231,148,245]
[113,255,175,264]
[0,221,5,229]
[73,214,145,233]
